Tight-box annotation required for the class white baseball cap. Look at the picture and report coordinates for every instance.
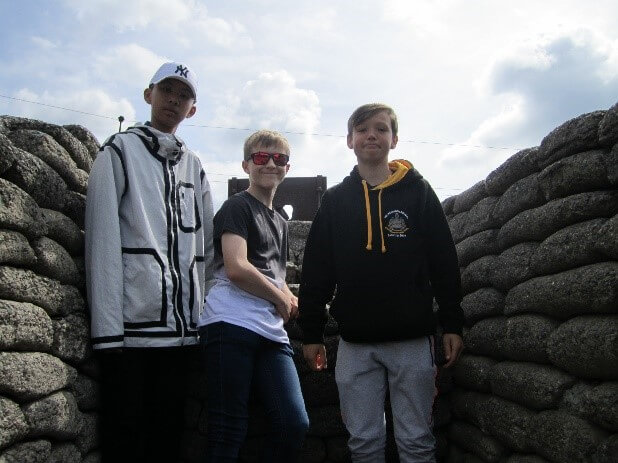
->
[149,62,198,100]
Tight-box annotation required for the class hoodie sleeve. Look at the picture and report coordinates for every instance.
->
[422,182,464,335]
[84,142,126,350]
[298,193,336,344]
[201,169,215,294]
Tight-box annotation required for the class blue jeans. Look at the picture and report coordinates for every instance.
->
[200,322,309,462]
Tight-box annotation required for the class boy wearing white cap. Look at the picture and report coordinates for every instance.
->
[85,61,214,462]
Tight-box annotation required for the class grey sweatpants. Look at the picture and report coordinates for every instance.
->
[335,337,437,463]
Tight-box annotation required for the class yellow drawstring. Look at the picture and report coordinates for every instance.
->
[362,161,413,253]
[362,180,372,250]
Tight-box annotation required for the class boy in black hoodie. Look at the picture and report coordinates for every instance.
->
[298,103,464,462]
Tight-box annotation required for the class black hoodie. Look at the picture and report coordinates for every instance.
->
[298,160,463,344]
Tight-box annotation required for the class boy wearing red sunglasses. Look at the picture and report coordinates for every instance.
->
[197,130,309,462]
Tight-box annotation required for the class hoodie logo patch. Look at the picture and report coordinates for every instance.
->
[384,210,409,237]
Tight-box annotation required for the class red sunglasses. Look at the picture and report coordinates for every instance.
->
[248,151,289,166]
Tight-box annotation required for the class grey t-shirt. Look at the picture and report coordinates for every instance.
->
[198,191,289,343]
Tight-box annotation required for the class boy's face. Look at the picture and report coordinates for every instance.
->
[242,144,290,191]
[347,110,398,165]
[144,78,196,134]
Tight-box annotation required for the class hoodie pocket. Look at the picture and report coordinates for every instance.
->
[122,248,167,326]
[331,281,434,340]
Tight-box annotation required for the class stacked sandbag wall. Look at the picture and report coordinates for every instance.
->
[0,116,100,462]
[442,102,618,462]
[2,101,616,463]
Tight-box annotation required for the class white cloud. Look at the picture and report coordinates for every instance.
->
[486,31,618,101]
[4,1,618,205]
[194,155,246,212]
[440,29,618,171]
[63,0,251,49]
[439,96,525,172]
[289,135,355,184]
[66,0,193,31]
[94,44,166,88]
[584,33,618,84]
[186,15,251,49]
[213,70,321,134]
[382,0,453,36]
[30,36,57,49]
[192,68,325,208]
[5,88,136,144]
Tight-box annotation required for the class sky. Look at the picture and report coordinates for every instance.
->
[1,0,617,212]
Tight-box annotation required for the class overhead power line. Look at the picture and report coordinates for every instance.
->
[0,94,118,120]
[184,122,517,150]
[0,94,470,193]
[1,93,520,151]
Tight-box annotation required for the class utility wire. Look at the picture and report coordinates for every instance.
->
[0,93,475,193]
[0,94,496,193]
[1,93,471,192]
[1,93,521,151]
[0,94,118,120]
[185,122,517,150]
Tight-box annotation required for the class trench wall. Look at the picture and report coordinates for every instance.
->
[0,116,99,462]
[441,103,618,462]
[0,101,616,462]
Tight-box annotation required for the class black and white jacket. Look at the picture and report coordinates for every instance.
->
[85,124,214,349]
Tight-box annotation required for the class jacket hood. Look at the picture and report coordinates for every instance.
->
[345,159,423,253]
[127,123,188,160]
[345,159,423,188]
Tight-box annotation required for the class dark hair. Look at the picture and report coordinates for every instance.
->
[243,130,290,160]
[347,103,398,137]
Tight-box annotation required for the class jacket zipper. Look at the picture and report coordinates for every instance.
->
[167,160,185,341]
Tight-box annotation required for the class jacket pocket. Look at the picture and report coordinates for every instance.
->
[177,182,201,233]
[122,248,167,327]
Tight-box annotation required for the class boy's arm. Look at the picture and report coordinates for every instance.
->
[422,183,464,335]
[84,145,126,350]
[201,170,215,294]
[298,195,335,344]
[422,184,464,366]
[221,232,293,322]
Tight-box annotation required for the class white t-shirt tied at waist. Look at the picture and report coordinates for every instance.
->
[198,268,289,344]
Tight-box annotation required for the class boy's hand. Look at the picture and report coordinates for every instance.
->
[282,285,299,320]
[303,344,327,371]
[288,294,299,320]
[442,333,463,368]
[274,295,293,323]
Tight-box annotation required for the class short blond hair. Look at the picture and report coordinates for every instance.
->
[347,103,398,137]
[243,130,291,160]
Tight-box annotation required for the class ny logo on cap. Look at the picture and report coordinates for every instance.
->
[175,65,189,78]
